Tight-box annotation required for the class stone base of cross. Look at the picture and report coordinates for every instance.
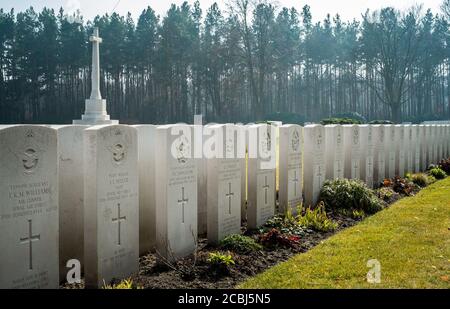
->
[73,99,118,125]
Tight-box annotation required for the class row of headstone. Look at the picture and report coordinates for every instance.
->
[1,123,450,288]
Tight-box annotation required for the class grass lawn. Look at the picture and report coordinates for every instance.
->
[240,177,450,289]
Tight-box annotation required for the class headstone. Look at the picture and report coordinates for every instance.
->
[343,125,361,180]
[73,28,117,125]
[412,125,421,173]
[195,123,207,236]
[437,125,444,161]
[445,125,450,158]
[53,125,87,283]
[303,125,325,207]
[324,125,344,180]
[420,125,428,170]
[0,125,59,289]
[270,121,282,193]
[359,125,374,188]
[395,125,406,177]
[237,124,247,222]
[432,125,438,163]
[155,125,197,261]
[132,125,156,255]
[385,125,396,178]
[84,125,139,288]
[404,125,413,174]
[206,124,242,244]
[426,125,434,167]
[279,124,303,215]
[372,125,386,184]
[247,124,276,229]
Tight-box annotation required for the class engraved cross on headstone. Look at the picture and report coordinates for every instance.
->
[263,176,270,205]
[178,187,189,223]
[20,219,40,270]
[292,170,299,196]
[112,203,126,246]
[225,182,234,215]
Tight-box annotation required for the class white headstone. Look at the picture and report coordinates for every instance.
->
[437,125,444,161]
[73,28,117,125]
[303,125,325,207]
[412,125,421,173]
[206,124,242,244]
[385,125,396,178]
[426,125,434,167]
[445,125,450,158]
[403,125,413,174]
[237,124,247,222]
[420,125,428,170]
[155,125,197,261]
[84,125,139,288]
[395,125,406,177]
[279,124,303,215]
[343,125,361,180]
[432,125,438,163]
[247,124,276,229]
[53,125,87,283]
[359,125,374,188]
[324,125,344,180]
[132,125,156,255]
[0,125,59,289]
[195,123,207,236]
[372,125,386,184]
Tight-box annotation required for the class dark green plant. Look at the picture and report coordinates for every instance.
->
[297,203,338,232]
[429,167,447,180]
[368,120,394,125]
[219,234,262,254]
[332,112,367,123]
[320,117,362,125]
[320,179,383,214]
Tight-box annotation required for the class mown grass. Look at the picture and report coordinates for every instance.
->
[240,177,450,289]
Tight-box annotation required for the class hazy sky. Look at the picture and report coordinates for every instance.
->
[1,0,443,22]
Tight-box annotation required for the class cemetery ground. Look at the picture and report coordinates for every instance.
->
[240,176,450,289]
[62,161,450,289]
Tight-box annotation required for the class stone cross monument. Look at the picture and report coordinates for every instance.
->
[73,27,118,125]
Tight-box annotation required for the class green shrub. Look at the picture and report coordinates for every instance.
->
[351,209,366,220]
[410,173,429,187]
[320,178,383,214]
[103,278,142,289]
[320,117,361,125]
[333,112,367,123]
[368,120,394,125]
[297,203,338,232]
[207,252,235,267]
[429,167,447,180]
[219,234,262,254]
[377,187,394,201]
[262,214,305,236]
[427,175,437,184]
